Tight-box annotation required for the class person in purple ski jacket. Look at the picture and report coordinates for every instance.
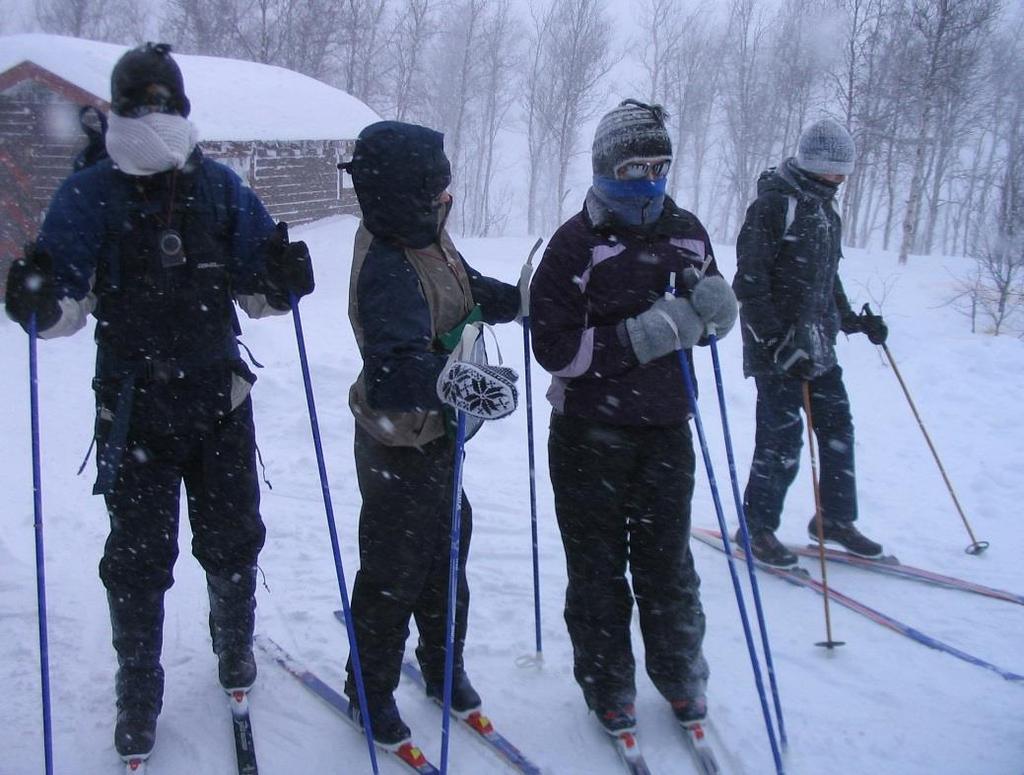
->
[529,99,738,738]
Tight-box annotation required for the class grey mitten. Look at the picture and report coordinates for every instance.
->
[690,275,738,338]
[625,296,704,364]
[437,361,519,419]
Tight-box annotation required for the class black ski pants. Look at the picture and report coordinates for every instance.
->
[548,412,708,712]
[743,365,857,533]
[99,397,266,595]
[345,424,472,704]
[99,398,265,709]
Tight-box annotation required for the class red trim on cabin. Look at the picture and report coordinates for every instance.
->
[0,60,108,110]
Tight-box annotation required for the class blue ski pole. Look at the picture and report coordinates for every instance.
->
[707,333,788,747]
[668,274,784,775]
[520,237,544,661]
[28,313,54,775]
[440,407,470,775]
[290,293,379,775]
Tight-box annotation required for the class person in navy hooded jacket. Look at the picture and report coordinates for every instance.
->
[732,118,887,568]
[529,100,737,737]
[341,120,523,749]
[3,43,313,763]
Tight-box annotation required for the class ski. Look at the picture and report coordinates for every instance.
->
[606,728,653,775]
[122,756,148,774]
[400,659,543,775]
[255,634,441,774]
[693,528,1024,682]
[679,719,721,775]
[228,689,258,775]
[787,541,1024,606]
[331,610,543,775]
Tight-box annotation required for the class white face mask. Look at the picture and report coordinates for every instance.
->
[105,112,199,176]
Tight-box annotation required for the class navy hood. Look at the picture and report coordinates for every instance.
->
[344,121,452,248]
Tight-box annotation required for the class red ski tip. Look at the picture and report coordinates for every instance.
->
[126,759,145,772]
[466,710,495,735]
[619,732,638,750]
[396,742,428,768]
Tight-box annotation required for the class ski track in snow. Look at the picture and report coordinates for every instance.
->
[2,215,1023,774]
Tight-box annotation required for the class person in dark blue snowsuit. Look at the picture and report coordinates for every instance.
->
[3,43,314,762]
[733,118,888,567]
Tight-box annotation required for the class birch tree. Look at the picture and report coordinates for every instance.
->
[386,0,436,121]
[718,0,780,232]
[897,0,1000,263]
[336,0,391,106]
[529,0,615,229]
[423,0,486,233]
[632,0,715,215]
[465,0,519,236]
[522,1,558,235]
[37,0,147,42]
[162,0,242,56]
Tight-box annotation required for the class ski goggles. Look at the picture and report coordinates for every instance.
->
[120,85,180,118]
[615,157,672,180]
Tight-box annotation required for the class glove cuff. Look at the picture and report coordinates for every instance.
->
[840,313,862,335]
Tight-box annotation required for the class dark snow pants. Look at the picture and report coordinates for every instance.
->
[99,397,266,593]
[742,365,857,533]
[99,398,265,710]
[345,424,472,703]
[548,412,709,712]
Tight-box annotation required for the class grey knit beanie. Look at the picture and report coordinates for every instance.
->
[592,99,672,178]
[796,119,855,176]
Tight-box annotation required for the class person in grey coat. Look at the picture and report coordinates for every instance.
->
[732,118,887,567]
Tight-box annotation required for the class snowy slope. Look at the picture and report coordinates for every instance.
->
[2,215,1022,775]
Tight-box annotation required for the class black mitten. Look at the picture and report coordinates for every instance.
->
[840,311,862,335]
[266,222,315,301]
[860,312,888,345]
[4,245,61,330]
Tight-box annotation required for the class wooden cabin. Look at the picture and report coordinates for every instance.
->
[0,33,380,298]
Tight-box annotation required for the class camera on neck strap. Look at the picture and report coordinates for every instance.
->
[158,228,186,268]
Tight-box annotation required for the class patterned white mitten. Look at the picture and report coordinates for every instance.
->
[437,361,519,420]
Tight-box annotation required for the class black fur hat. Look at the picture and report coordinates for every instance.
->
[110,42,191,118]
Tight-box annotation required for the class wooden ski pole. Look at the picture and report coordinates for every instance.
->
[864,303,988,555]
[803,381,845,649]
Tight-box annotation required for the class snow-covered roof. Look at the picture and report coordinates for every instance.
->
[0,33,380,142]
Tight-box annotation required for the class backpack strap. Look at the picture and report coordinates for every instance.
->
[783,195,798,241]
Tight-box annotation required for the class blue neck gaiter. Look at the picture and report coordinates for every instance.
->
[592,175,668,226]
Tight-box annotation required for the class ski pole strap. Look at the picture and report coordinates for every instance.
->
[92,377,135,495]
[92,334,241,495]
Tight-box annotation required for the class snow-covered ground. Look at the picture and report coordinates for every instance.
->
[2,214,1022,774]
